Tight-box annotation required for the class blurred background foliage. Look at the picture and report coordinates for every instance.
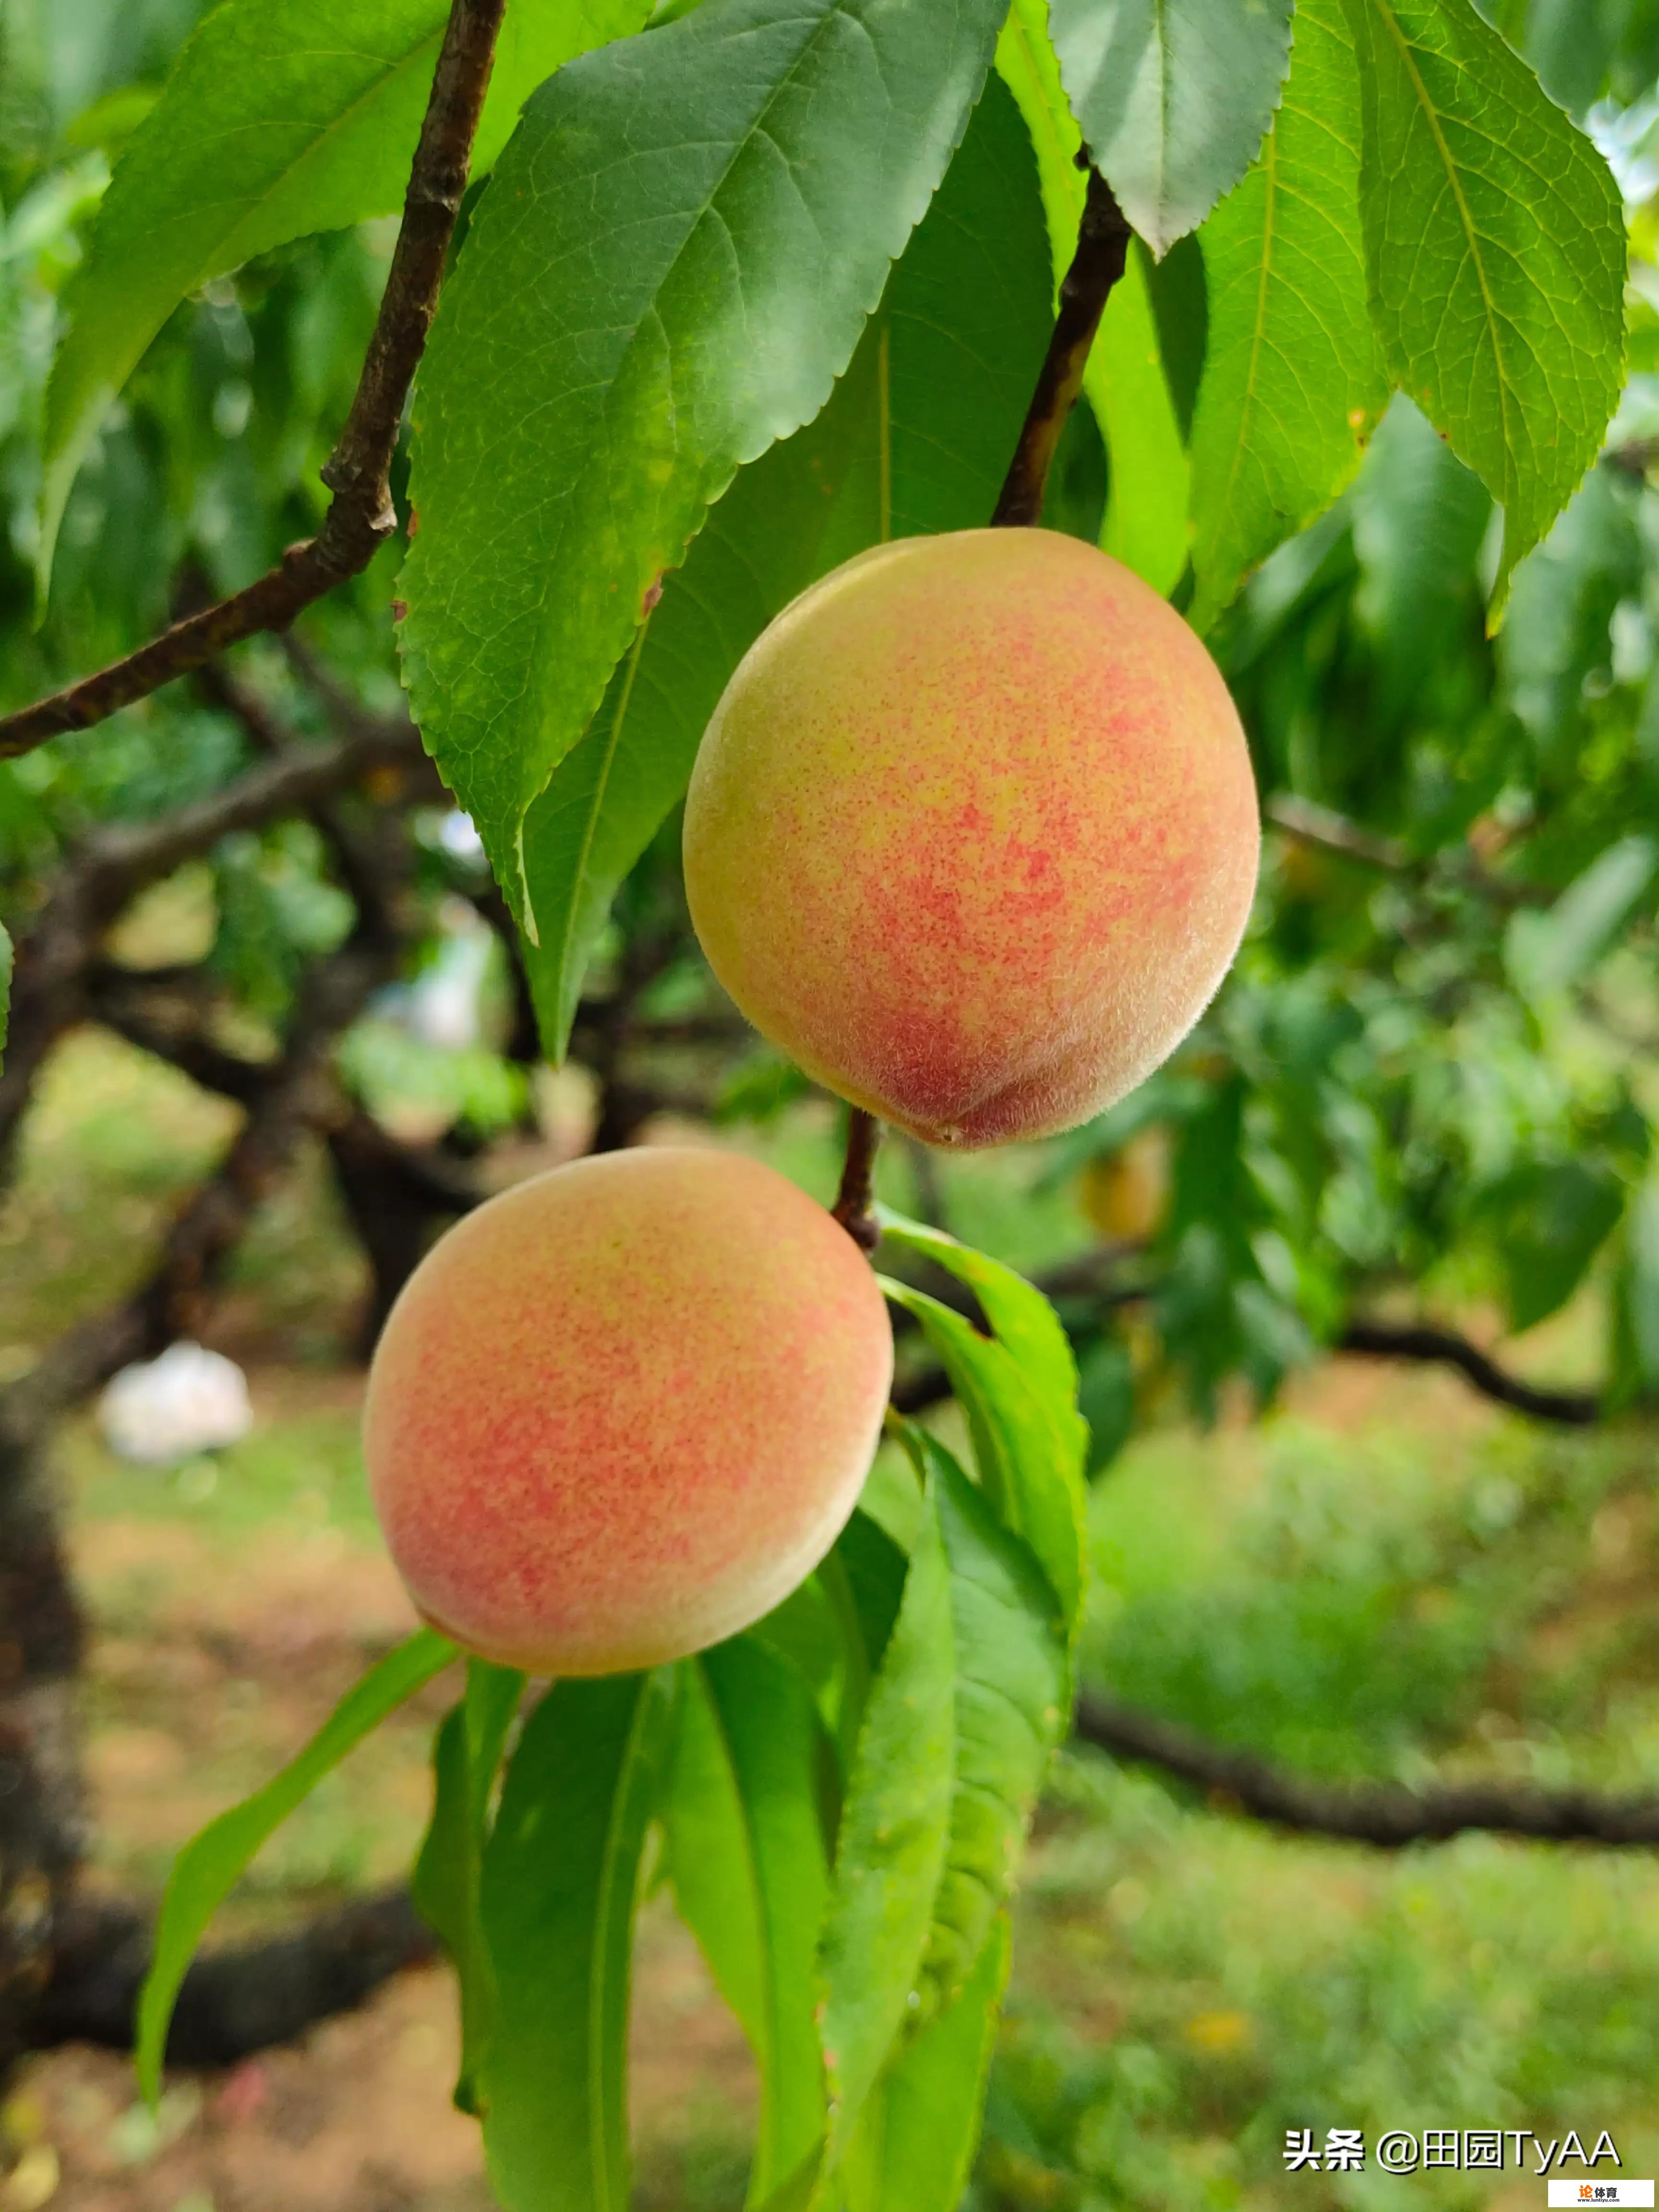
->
[6,0,1659,2205]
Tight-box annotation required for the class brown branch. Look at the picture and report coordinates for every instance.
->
[1073,1695,1659,1846]
[1266,794,1410,872]
[990,167,1133,528]
[35,1888,436,2063]
[1337,1320,1601,1427]
[832,1108,882,1254]
[0,934,390,1456]
[0,712,419,1180]
[0,0,507,758]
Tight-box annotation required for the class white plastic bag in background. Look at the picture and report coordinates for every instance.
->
[98,1342,254,1466]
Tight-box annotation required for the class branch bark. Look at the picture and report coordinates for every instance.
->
[0,0,507,759]
[832,1109,882,1253]
[1336,1320,1601,1427]
[0,712,419,1182]
[36,1889,437,2063]
[1073,1695,1659,1846]
[990,166,1133,529]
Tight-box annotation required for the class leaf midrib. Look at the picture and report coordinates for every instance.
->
[1366,0,1515,494]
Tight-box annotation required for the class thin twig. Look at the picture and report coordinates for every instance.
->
[832,1108,882,1254]
[0,0,507,758]
[1073,1695,1659,1846]
[990,167,1133,528]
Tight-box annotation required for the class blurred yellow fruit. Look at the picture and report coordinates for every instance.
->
[1185,2009,1252,2056]
[1079,1129,1169,1241]
[1,2144,59,2212]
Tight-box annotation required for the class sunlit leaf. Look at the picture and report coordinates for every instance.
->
[135,1628,455,2103]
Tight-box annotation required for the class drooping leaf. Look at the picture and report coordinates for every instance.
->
[878,1278,1087,1638]
[914,1443,1066,2018]
[1342,0,1626,616]
[41,0,648,586]
[995,0,1189,590]
[136,1628,455,2102]
[1187,0,1388,628]
[517,70,1052,1052]
[663,1639,830,2207]
[877,1207,1081,1421]
[817,1492,955,2159]
[399,0,1009,926]
[1047,0,1295,257]
[838,1916,1011,2212]
[478,1669,676,2212]
[410,1659,523,2114]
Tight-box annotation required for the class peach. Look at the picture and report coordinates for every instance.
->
[683,529,1260,1146]
[362,1148,892,1675]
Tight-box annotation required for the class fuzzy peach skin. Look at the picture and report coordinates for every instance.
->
[683,529,1261,1147]
[362,1148,892,1675]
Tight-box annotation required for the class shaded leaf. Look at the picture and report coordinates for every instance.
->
[664,1639,830,2206]
[1343,0,1625,614]
[1047,0,1294,256]
[410,1659,523,2114]
[517,71,1051,1051]
[478,1670,676,2212]
[136,1628,455,2102]
[1505,836,1657,1001]
[1498,466,1639,757]
[41,0,646,583]
[0,920,10,1068]
[1474,1159,1624,1333]
[1188,0,1387,629]
[914,1442,1066,2017]
[399,0,1008,923]
[817,1492,955,2158]
[838,1916,1011,2212]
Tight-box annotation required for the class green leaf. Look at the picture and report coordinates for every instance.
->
[837,1916,1011,2212]
[40,0,647,588]
[1047,0,1295,257]
[1473,1159,1625,1334]
[914,1443,1066,2019]
[478,1669,676,2212]
[664,1640,830,2205]
[399,0,1008,926]
[517,70,1051,1052]
[1187,0,1388,628]
[1350,392,1491,720]
[817,1492,955,2158]
[877,1274,1088,1639]
[135,1627,454,2102]
[410,1660,524,2115]
[1498,465,1640,757]
[876,1208,1081,1422]
[1342,0,1626,616]
[1505,836,1658,1001]
[995,0,1189,590]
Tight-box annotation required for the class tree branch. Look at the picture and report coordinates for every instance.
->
[35,1889,437,2063]
[0,712,419,1179]
[1073,1694,1659,1846]
[0,0,507,759]
[1265,794,1411,872]
[990,166,1133,528]
[1337,1320,1601,1427]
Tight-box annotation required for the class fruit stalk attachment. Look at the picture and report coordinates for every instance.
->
[831,1107,883,1253]
[990,164,1132,529]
